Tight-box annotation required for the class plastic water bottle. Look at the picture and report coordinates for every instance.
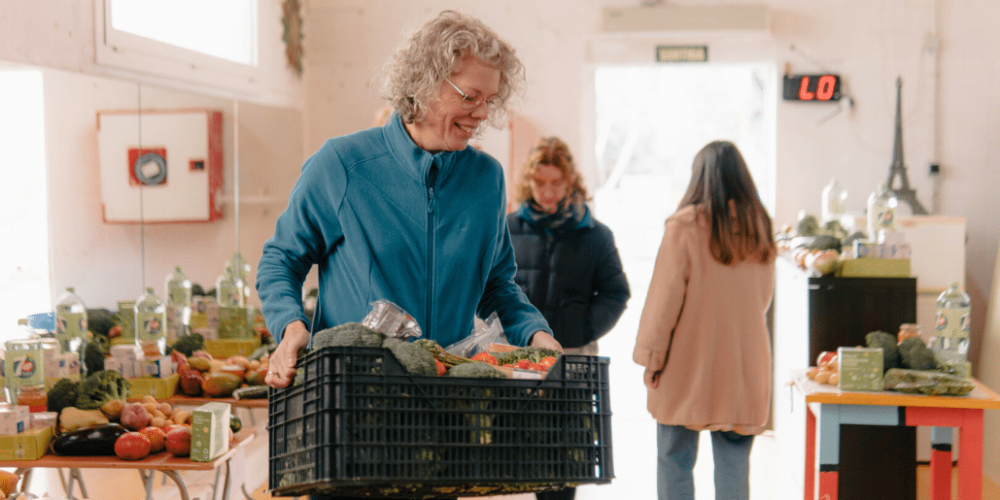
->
[165,266,193,341]
[821,178,847,223]
[134,287,167,357]
[3,336,46,411]
[55,287,88,354]
[933,282,972,377]
[866,183,897,242]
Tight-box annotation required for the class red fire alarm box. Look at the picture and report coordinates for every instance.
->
[97,109,223,223]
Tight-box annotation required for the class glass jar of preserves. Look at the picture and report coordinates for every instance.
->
[898,323,922,344]
[17,386,47,413]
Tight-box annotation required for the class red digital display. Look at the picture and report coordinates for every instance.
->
[782,74,841,102]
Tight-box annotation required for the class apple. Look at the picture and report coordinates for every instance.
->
[816,351,836,369]
[165,426,192,457]
[139,426,167,453]
[115,432,152,460]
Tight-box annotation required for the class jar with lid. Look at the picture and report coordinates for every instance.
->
[897,324,922,344]
[3,338,46,410]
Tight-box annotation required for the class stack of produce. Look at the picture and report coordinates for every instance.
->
[775,212,866,277]
[46,370,239,460]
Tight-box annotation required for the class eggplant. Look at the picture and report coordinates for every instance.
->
[51,423,128,456]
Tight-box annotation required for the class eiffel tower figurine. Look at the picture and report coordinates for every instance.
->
[886,77,928,214]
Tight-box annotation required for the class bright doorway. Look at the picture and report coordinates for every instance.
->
[580,63,784,500]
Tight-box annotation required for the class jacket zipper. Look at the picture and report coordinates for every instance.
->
[425,163,439,336]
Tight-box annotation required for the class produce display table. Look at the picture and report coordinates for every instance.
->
[0,430,255,500]
[792,372,1000,500]
[162,395,267,409]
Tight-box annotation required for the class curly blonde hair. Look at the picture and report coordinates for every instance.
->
[515,137,590,205]
[381,10,525,129]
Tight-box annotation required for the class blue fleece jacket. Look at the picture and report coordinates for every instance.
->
[256,112,551,348]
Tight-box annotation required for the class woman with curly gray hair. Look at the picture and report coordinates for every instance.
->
[259,8,560,426]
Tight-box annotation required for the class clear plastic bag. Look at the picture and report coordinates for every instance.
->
[360,299,422,339]
[445,312,509,358]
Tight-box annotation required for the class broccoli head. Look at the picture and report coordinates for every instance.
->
[865,331,900,372]
[75,370,131,410]
[898,337,938,371]
[83,340,108,376]
[313,322,384,349]
[446,362,506,379]
[383,337,437,377]
[167,332,206,357]
[47,378,80,414]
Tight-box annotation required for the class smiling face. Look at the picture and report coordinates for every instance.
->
[404,55,501,153]
[529,163,569,214]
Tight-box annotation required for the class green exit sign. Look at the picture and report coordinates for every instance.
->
[656,45,708,62]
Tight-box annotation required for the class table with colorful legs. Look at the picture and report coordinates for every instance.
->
[793,373,1000,500]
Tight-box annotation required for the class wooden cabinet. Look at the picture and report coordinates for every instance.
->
[772,259,916,500]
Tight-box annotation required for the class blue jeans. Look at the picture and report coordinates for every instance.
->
[656,424,755,500]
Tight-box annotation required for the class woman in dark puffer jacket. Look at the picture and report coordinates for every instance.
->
[507,137,630,500]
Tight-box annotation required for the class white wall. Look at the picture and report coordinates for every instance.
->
[2,0,999,486]
[299,0,1000,480]
[0,1,306,310]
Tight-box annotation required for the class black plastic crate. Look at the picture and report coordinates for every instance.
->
[268,346,613,498]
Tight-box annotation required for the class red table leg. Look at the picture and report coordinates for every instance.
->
[929,447,952,500]
[958,409,983,500]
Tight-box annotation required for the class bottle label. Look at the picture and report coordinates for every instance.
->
[168,284,192,306]
[934,307,971,361]
[136,312,165,342]
[3,350,45,389]
[935,307,971,336]
[56,312,86,341]
[876,208,894,230]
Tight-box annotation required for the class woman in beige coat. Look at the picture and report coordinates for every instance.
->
[633,141,776,500]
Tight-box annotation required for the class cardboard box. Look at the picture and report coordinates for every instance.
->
[0,405,29,435]
[141,356,176,378]
[128,374,179,400]
[190,401,231,462]
[105,357,142,379]
[205,337,261,359]
[217,306,254,339]
[837,258,911,278]
[191,297,220,330]
[0,425,53,460]
[838,347,884,391]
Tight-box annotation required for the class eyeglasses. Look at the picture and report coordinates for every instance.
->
[445,78,503,110]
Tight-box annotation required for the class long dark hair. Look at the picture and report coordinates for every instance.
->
[678,141,775,265]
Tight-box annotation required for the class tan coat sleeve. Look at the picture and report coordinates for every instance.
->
[633,215,691,372]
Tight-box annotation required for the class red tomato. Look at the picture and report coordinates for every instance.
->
[515,359,532,369]
[539,356,557,367]
[434,359,446,376]
[816,351,836,369]
[165,426,192,457]
[471,353,498,366]
[115,432,152,460]
[528,363,548,372]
